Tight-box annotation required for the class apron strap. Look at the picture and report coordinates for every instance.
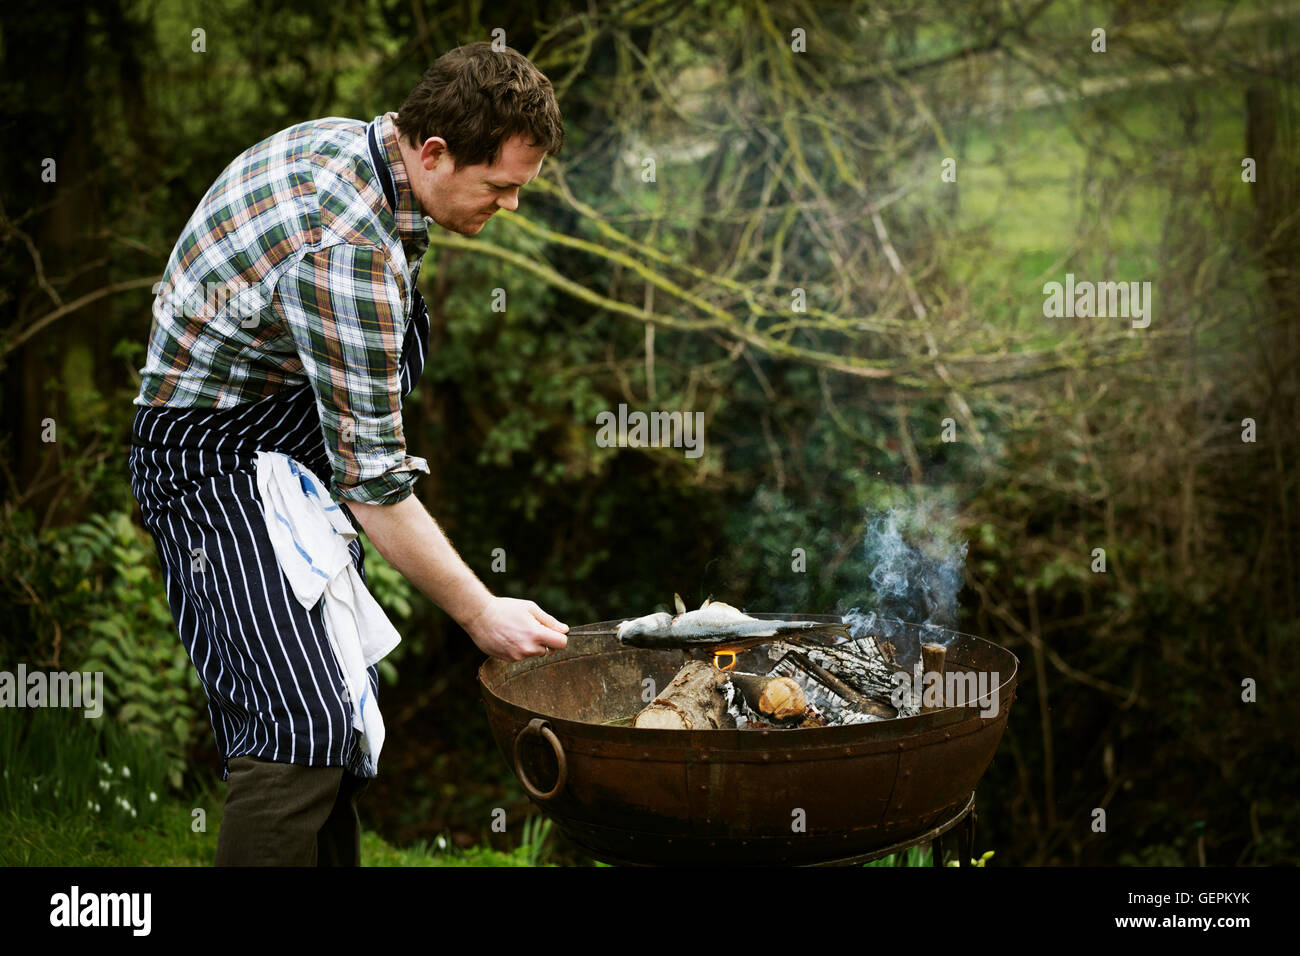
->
[368,116,429,369]
[367,119,398,213]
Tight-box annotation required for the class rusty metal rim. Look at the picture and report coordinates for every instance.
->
[485,691,1008,763]
[481,617,1020,714]
[479,629,1018,749]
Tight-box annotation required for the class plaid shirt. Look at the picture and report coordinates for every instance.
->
[134,112,432,506]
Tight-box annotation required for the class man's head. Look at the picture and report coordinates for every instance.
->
[394,42,564,235]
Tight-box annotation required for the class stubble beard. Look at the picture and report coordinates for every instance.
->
[424,206,487,236]
[413,178,492,236]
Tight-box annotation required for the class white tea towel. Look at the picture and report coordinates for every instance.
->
[255,450,401,774]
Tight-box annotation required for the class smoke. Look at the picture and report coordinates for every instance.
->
[865,508,967,627]
[841,499,970,650]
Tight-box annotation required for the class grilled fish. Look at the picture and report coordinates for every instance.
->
[616,594,850,650]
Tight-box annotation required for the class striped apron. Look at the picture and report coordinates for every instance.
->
[128,125,429,781]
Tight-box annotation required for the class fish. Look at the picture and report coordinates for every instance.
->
[616,594,850,651]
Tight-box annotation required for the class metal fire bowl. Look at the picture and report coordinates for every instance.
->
[478,613,1019,866]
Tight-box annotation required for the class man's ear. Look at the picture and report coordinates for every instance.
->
[419,136,450,172]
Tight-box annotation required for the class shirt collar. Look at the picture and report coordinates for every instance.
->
[374,112,430,266]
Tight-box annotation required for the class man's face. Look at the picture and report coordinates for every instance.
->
[408,132,547,235]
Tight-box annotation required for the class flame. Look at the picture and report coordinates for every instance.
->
[713,650,737,671]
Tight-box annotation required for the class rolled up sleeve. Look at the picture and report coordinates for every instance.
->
[273,242,428,506]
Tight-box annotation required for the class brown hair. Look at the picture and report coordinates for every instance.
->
[395,42,564,169]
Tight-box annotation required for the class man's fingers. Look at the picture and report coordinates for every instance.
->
[478,600,569,661]
[528,601,569,632]
[535,625,568,651]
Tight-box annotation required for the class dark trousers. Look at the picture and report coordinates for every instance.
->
[214,755,371,866]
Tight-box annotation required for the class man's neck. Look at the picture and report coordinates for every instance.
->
[374,113,434,265]
[394,132,428,219]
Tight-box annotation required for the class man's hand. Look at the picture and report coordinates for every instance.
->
[461,596,569,662]
[343,496,568,660]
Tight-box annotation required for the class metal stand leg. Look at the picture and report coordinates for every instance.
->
[941,793,977,868]
[955,813,971,867]
[952,798,978,867]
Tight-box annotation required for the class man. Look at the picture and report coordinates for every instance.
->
[128,42,568,866]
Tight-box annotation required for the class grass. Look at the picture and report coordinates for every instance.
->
[865,845,996,867]
[0,706,562,866]
[0,787,562,867]
[0,705,174,836]
[1,796,221,866]
[361,816,564,867]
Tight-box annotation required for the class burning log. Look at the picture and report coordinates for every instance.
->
[629,622,918,729]
[729,672,807,721]
[634,661,736,730]
[785,651,898,720]
[773,637,897,698]
[921,642,947,714]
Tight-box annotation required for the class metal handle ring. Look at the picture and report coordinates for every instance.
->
[513,717,568,802]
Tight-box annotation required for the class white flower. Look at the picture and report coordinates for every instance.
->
[102,763,113,775]
[436,835,447,850]
[130,808,137,818]
[149,791,157,803]
[87,800,94,810]
[99,780,111,791]
[94,802,101,813]
[121,766,130,779]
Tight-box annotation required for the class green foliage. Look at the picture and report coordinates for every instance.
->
[0,785,560,867]
[516,813,554,867]
[864,845,932,867]
[384,814,556,867]
[0,707,171,832]
[359,537,417,685]
[863,844,995,867]
[0,508,205,791]
[67,512,202,791]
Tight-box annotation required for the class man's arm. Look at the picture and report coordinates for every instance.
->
[272,244,566,660]
[343,494,568,661]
